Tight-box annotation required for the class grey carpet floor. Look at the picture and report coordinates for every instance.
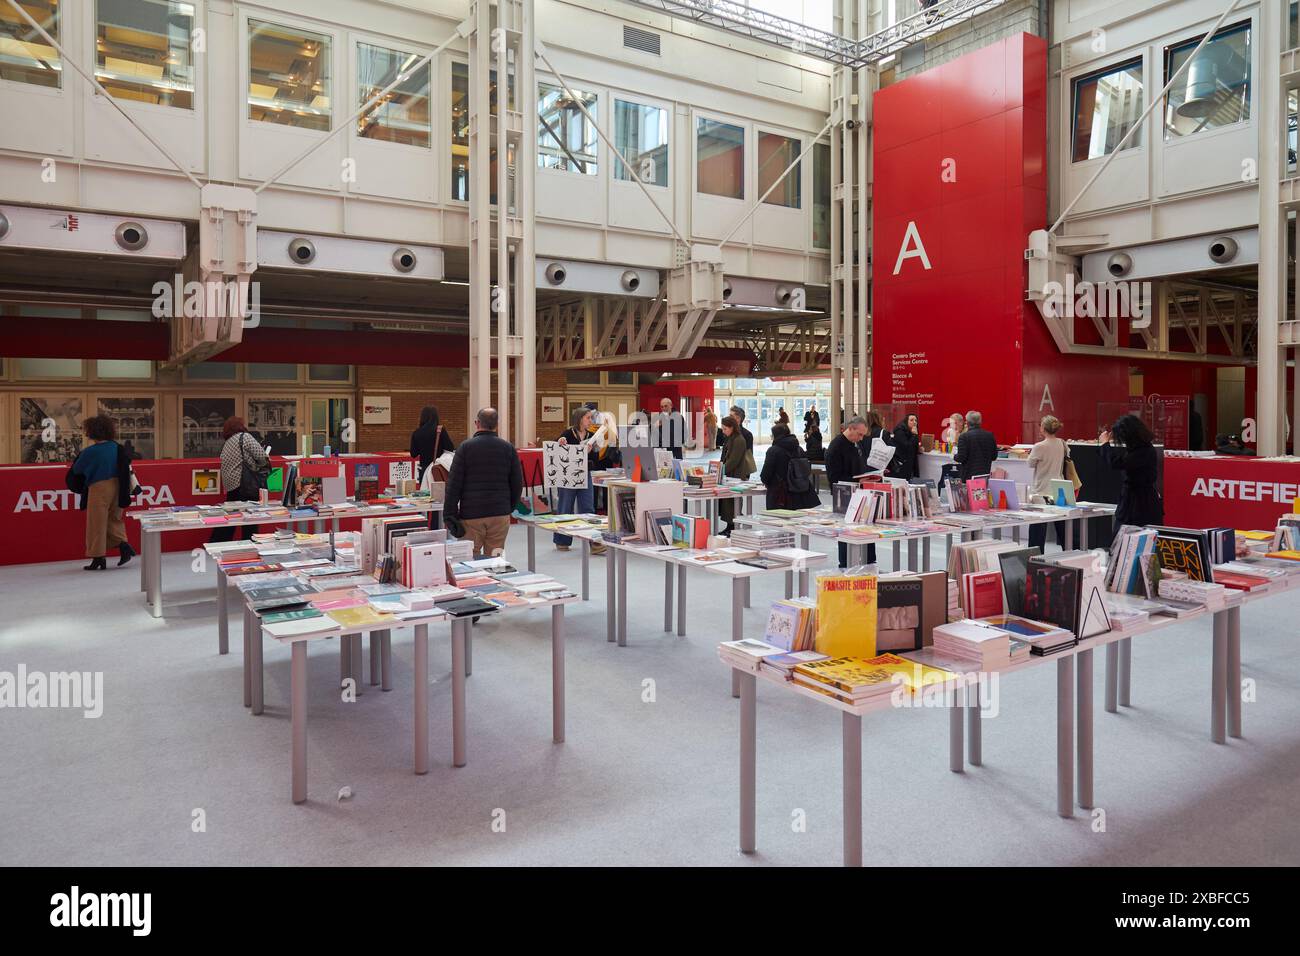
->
[2,527,1298,867]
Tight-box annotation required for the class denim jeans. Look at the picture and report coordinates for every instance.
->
[553,483,594,545]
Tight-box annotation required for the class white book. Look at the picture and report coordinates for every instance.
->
[264,617,338,638]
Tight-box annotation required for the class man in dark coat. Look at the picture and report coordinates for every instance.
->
[954,410,998,479]
[444,407,523,558]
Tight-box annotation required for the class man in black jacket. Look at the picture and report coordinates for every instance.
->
[728,404,755,457]
[954,410,998,479]
[825,415,872,567]
[444,407,523,558]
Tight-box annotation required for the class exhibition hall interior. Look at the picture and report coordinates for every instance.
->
[2,0,1299,891]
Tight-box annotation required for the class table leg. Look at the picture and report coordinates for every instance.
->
[465,624,473,677]
[1080,516,1090,550]
[242,606,252,709]
[291,640,307,804]
[452,618,468,767]
[664,562,674,632]
[677,565,687,636]
[1064,519,1075,551]
[799,533,811,596]
[340,633,350,686]
[1104,642,1118,713]
[380,630,392,692]
[1211,610,1227,744]
[581,537,590,601]
[552,604,566,744]
[743,576,750,609]
[1227,605,1242,738]
[527,523,536,573]
[1118,638,1131,707]
[251,619,264,716]
[146,532,163,618]
[1012,524,1022,544]
[891,540,900,572]
[730,576,744,699]
[907,538,918,572]
[922,536,931,572]
[350,635,364,697]
[967,681,981,767]
[216,566,228,656]
[617,549,628,647]
[139,530,147,592]
[842,711,863,868]
[369,631,381,686]
[606,542,616,643]
[414,623,429,774]
[1057,656,1075,818]
[739,669,756,854]
[784,570,793,599]
[949,691,964,773]
[1077,647,1094,810]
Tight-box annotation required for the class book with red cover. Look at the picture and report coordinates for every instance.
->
[967,476,990,512]
[962,570,1004,618]
[1213,570,1270,591]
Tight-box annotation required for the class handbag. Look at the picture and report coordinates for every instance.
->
[427,427,452,482]
[1063,442,1083,494]
[236,434,270,500]
[64,464,87,497]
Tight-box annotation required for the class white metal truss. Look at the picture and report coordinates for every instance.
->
[620,0,1013,66]
[705,324,834,374]
[536,294,717,368]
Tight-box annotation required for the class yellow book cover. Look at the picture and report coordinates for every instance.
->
[1265,550,1300,561]
[1238,530,1274,541]
[795,654,956,697]
[814,573,878,657]
[327,606,398,628]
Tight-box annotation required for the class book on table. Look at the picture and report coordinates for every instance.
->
[875,571,945,652]
[814,571,878,657]
[961,570,1005,619]
[1153,527,1214,582]
[931,620,1012,669]
[763,599,816,652]
[792,653,953,703]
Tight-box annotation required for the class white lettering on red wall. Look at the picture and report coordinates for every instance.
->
[1191,477,1300,504]
[14,485,175,513]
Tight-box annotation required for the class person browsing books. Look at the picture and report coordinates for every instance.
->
[717,415,750,535]
[68,415,136,570]
[409,405,455,483]
[1027,415,1068,550]
[890,414,920,480]
[653,397,687,459]
[1100,414,1164,529]
[212,417,270,544]
[954,410,997,479]
[728,404,755,459]
[444,407,524,559]
[553,406,605,553]
[761,424,819,511]
[826,415,874,568]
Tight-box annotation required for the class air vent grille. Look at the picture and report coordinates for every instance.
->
[623,25,661,56]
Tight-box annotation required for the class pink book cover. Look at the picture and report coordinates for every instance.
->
[962,570,1004,618]
[311,589,368,611]
[967,477,990,512]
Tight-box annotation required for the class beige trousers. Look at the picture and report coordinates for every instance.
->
[85,478,126,557]
[461,514,511,559]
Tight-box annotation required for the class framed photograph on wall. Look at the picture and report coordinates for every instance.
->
[97,396,156,459]
[247,398,299,455]
[182,398,236,458]
[19,395,84,463]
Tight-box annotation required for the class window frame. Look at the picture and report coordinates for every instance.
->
[244,14,337,134]
[609,90,671,190]
[536,74,601,178]
[352,34,434,151]
[93,0,198,113]
[1162,20,1254,144]
[755,126,803,209]
[1070,55,1146,165]
[694,109,748,202]
[0,0,63,91]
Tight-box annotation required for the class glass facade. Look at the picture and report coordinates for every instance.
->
[613,98,668,186]
[538,81,598,175]
[1164,23,1251,141]
[95,0,195,109]
[248,19,332,132]
[357,42,431,148]
[0,0,60,88]
[697,118,744,199]
[1072,58,1144,162]
[758,131,800,207]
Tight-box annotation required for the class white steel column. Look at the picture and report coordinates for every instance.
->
[1259,0,1285,455]
[468,0,492,432]
[516,0,537,447]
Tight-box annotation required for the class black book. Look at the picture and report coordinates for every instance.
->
[442,596,499,618]
[1023,559,1082,634]
[832,481,857,516]
[1153,527,1212,582]
[996,546,1041,617]
[877,577,924,652]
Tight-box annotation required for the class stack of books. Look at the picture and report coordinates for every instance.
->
[1158,577,1227,609]
[730,527,795,552]
[763,598,817,651]
[760,650,829,679]
[718,638,786,673]
[932,620,1012,669]
[977,614,1076,654]
[791,654,952,705]
[1106,525,1158,597]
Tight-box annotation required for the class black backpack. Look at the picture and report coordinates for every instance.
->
[786,456,813,494]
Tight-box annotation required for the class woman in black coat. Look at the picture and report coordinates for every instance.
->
[889,413,920,480]
[1100,414,1163,528]
[760,425,820,510]
[409,405,455,482]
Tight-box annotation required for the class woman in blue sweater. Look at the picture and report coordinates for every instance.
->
[70,416,135,570]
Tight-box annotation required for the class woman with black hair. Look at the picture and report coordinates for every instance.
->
[1100,414,1163,528]
[410,405,456,482]
[890,413,920,480]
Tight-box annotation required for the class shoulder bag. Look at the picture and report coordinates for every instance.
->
[237,433,271,500]
[1062,440,1083,495]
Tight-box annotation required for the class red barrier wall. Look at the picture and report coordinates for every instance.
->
[1163,455,1300,530]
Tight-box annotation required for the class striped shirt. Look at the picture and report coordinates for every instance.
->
[220,432,269,495]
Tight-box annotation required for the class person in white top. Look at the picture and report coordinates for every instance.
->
[1027,415,1067,551]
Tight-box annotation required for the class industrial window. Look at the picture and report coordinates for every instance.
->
[246,363,300,382]
[758,132,801,208]
[1164,22,1251,141]
[356,42,430,148]
[450,61,497,202]
[248,19,332,132]
[813,141,830,248]
[95,0,195,109]
[538,81,598,175]
[697,118,744,199]
[0,0,60,88]
[1071,58,1144,162]
[17,358,81,378]
[184,361,238,382]
[307,364,351,383]
[613,98,668,186]
[95,359,153,379]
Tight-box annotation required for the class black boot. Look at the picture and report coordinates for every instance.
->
[84,557,107,571]
[118,541,136,567]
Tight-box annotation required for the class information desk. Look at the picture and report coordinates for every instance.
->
[132,498,440,619]
[722,571,1274,866]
